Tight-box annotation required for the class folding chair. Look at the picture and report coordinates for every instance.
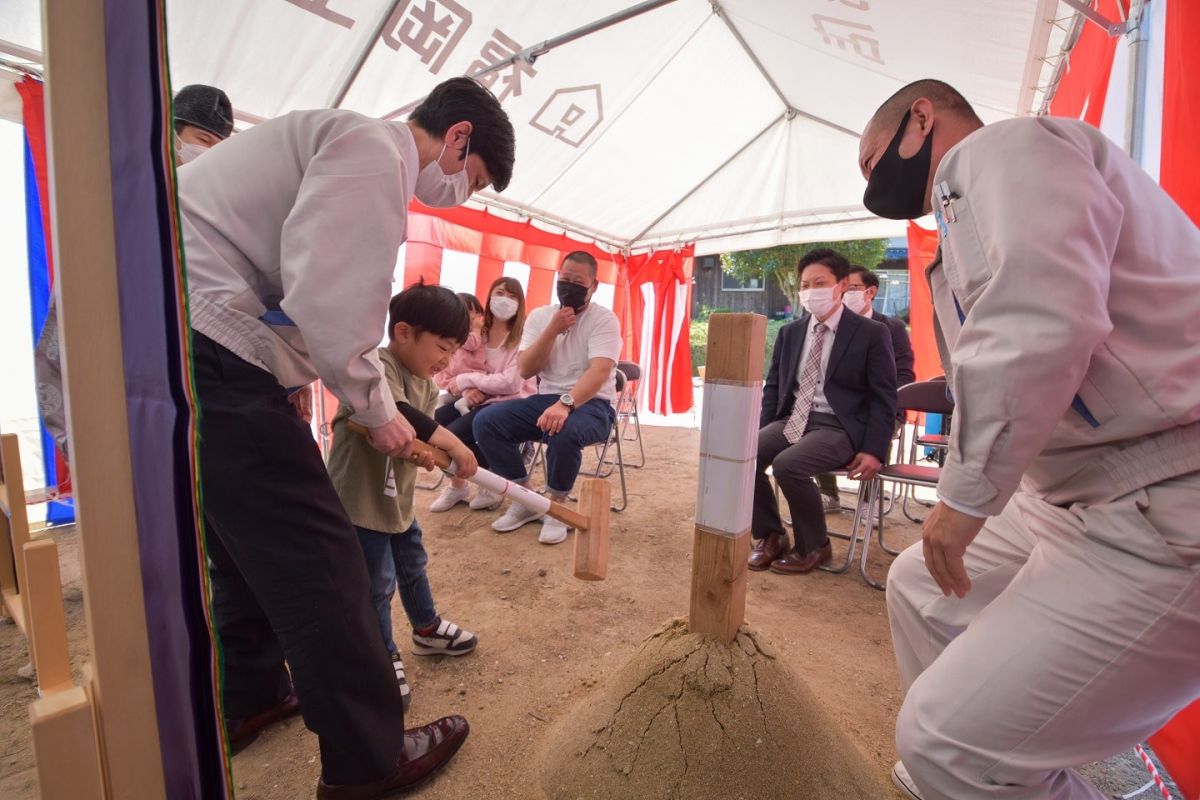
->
[838,380,955,589]
[610,360,645,469]
[530,367,631,512]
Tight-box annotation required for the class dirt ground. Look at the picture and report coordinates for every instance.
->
[0,424,1183,799]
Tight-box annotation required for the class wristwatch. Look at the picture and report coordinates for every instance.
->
[559,393,576,411]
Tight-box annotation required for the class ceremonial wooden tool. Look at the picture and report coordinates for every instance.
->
[345,422,610,581]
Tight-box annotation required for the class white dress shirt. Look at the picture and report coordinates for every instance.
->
[794,303,844,415]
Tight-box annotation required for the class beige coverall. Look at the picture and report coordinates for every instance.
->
[888,116,1200,799]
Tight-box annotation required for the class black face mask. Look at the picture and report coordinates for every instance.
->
[557,280,589,312]
[863,110,934,220]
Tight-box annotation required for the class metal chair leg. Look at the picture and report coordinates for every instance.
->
[621,402,646,468]
[859,478,888,590]
[820,480,870,574]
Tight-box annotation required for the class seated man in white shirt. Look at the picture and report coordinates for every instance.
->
[474,252,621,544]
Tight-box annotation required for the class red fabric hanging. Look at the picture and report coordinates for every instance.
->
[400,204,693,414]
[1159,0,1200,225]
[906,221,941,381]
[1048,0,1126,124]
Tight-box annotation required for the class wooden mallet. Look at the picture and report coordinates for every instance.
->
[345,421,610,581]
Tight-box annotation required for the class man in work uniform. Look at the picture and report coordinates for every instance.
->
[858,78,1200,799]
[181,77,514,798]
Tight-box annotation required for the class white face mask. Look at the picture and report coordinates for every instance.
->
[843,289,872,316]
[177,141,209,165]
[489,294,519,321]
[414,138,472,208]
[799,287,838,318]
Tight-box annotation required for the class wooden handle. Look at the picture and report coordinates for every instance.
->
[345,420,452,470]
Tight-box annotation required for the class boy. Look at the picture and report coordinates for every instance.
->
[328,283,481,711]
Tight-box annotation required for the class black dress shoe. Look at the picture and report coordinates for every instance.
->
[226,692,301,754]
[748,532,787,571]
[316,715,470,800]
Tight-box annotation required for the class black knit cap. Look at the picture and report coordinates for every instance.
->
[174,84,234,139]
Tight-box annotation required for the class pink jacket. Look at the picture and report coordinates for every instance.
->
[452,343,536,405]
[434,332,487,387]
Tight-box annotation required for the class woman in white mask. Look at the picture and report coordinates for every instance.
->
[430,277,538,512]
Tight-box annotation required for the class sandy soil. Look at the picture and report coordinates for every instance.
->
[0,425,1183,799]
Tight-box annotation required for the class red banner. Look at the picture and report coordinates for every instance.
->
[1048,0,1126,125]
[400,204,693,414]
[906,221,941,382]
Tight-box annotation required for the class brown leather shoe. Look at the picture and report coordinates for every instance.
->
[316,715,470,800]
[748,532,787,571]
[227,692,301,753]
[769,542,833,575]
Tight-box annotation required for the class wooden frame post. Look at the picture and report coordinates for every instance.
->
[689,313,766,642]
[41,0,166,795]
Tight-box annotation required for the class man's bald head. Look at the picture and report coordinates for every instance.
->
[866,79,982,140]
[858,79,985,219]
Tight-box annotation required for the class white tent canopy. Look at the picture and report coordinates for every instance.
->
[3,0,1073,254]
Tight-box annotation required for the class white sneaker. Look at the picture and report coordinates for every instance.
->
[891,762,924,800]
[411,618,478,657]
[469,487,504,511]
[538,516,570,545]
[821,493,841,513]
[491,501,543,532]
[429,483,470,512]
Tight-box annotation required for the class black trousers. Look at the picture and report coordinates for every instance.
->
[753,413,856,555]
[434,402,489,469]
[194,333,405,784]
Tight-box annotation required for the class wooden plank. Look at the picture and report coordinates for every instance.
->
[3,590,27,637]
[702,313,767,383]
[30,686,106,800]
[42,0,166,795]
[573,479,610,582]
[688,529,750,642]
[24,539,72,693]
[0,435,33,634]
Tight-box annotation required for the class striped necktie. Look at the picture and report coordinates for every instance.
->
[782,323,827,444]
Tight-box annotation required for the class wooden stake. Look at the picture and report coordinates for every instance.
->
[24,539,73,694]
[43,0,165,794]
[573,479,610,581]
[30,686,106,800]
[688,313,766,642]
[0,434,33,635]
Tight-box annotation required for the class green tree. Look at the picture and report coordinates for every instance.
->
[720,239,889,299]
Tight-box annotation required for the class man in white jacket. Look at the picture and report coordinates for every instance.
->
[181,77,514,798]
[858,79,1200,800]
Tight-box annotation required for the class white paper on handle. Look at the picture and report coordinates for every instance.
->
[469,467,552,515]
[699,382,761,463]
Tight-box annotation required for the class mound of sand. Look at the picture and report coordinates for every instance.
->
[541,619,890,800]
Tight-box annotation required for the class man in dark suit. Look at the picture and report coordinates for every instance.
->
[817,264,915,509]
[750,249,898,574]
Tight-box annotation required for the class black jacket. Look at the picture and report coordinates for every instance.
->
[873,310,916,386]
[761,310,898,461]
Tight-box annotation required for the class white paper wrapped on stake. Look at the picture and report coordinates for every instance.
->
[700,382,760,463]
[695,453,755,535]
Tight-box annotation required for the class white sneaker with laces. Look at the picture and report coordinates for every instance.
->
[469,487,504,511]
[538,516,570,545]
[429,483,470,512]
[491,501,543,532]
[891,761,924,800]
